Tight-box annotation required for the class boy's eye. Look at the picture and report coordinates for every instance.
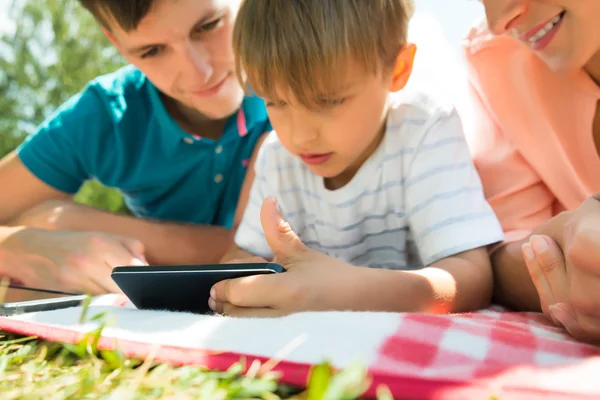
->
[197,18,223,33]
[141,46,162,59]
[319,97,346,107]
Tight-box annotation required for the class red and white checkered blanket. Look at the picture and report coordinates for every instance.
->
[1,296,598,399]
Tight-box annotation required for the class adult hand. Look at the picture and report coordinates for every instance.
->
[209,197,363,317]
[2,228,148,295]
[522,194,600,343]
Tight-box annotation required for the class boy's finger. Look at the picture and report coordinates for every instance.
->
[222,303,285,318]
[210,273,284,308]
[260,197,308,266]
[522,242,556,316]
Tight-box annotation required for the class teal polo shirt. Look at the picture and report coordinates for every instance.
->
[17,65,270,228]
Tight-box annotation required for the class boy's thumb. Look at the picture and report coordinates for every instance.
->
[260,197,307,266]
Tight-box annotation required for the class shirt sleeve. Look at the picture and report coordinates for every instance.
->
[405,107,505,266]
[234,135,277,259]
[16,86,111,194]
[466,65,556,245]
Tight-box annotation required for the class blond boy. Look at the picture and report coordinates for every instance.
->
[210,0,504,317]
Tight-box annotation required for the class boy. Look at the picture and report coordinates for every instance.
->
[210,0,504,316]
[0,0,269,294]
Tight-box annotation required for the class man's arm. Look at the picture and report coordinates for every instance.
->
[0,152,72,224]
[40,203,234,265]
[12,134,269,265]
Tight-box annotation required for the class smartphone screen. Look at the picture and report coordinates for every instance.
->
[2,287,79,304]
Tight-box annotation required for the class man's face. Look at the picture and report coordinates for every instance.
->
[106,0,244,121]
[482,0,600,73]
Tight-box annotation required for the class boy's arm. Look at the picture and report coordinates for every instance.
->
[343,247,491,313]
[403,107,504,312]
[12,133,270,265]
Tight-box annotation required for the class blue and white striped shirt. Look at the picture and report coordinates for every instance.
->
[235,92,503,269]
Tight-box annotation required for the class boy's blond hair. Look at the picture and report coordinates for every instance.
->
[233,0,414,109]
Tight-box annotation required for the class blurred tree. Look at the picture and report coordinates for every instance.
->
[0,0,129,213]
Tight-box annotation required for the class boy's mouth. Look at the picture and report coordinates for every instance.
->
[518,11,565,50]
[299,152,333,165]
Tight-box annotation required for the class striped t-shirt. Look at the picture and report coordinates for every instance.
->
[235,91,504,269]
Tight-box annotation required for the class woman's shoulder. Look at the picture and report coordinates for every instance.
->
[462,17,538,68]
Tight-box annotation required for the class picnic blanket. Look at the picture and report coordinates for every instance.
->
[1,296,599,399]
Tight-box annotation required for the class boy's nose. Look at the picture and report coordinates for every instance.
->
[482,0,526,35]
[290,126,319,148]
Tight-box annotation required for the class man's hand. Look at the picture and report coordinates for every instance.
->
[209,197,364,317]
[2,228,148,295]
[522,194,600,343]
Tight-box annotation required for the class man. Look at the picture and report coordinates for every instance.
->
[0,0,269,294]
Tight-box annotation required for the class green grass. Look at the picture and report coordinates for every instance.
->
[0,299,392,399]
[0,331,390,400]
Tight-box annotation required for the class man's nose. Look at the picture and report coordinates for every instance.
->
[179,43,213,84]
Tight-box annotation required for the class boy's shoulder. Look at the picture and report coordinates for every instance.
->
[387,89,457,132]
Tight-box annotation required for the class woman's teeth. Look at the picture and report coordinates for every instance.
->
[529,14,563,43]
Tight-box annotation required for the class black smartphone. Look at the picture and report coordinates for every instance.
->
[0,285,87,316]
[111,263,284,315]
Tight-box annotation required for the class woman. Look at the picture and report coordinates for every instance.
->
[465,0,600,342]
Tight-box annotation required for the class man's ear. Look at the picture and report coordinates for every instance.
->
[389,43,417,92]
[102,26,122,52]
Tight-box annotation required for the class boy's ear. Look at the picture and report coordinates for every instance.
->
[389,43,417,92]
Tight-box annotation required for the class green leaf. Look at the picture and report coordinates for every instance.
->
[323,361,370,400]
[306,361,333,400]
[376,385,394,400]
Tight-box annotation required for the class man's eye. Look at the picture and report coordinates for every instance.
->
[198,18,223,33]
[141,47,161,59]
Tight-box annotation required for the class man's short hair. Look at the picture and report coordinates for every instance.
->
[77,0,156,31]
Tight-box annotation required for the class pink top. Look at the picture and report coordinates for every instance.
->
[463,20,600,243]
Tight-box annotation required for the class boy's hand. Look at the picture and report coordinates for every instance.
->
[522,194,600,343]
[209,197,364,317]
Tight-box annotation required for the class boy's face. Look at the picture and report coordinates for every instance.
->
[482,0,600,72]
[264,61,396,188]
[105,0,243,121]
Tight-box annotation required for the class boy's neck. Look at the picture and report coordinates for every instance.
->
[585,51,600,87]
[162,94,229,141]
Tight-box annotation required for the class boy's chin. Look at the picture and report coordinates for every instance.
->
[304,163,346,178]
